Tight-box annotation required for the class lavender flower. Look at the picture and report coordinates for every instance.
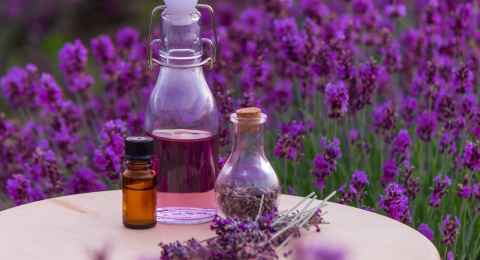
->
[338,184,357,205]
[372,101,396,139]
[400,96,417,126]
[385,0,407,17]
[351,170,368,192]
[418,223,434,241]
[59,40,88,76]
[6,174,44,206]
[429,175,452,208]
[116,27,139,51]
[379,182,410,223]
[324,81,349,119]
[440,215,460,247]
[457,175,472,199]
[94,120,127,180]
[391,129,411,162]
[91,35,116,65]
[1,65,37,108]
[439,131,456,155]
[348,128,360,144]
[447,251,455,260]
[66,168,107,194]
[381,159,398,185]
[416,111,437,142]
[37,73,64,112]
[463,142,480,172]
[274,121,310,161]
[268,79,293,110]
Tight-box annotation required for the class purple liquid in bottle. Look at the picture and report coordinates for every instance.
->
[151,129,218,224]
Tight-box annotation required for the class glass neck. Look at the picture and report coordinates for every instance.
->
[126,160,151,171]
[160,11,202,66]
[232,123,265,156]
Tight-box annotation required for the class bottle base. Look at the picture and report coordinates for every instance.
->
[123,221,156,229]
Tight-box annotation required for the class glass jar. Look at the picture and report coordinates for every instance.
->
[145,1,219,224]
[215,107,280,219]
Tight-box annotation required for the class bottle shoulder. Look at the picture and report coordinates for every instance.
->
[145,68,219,133]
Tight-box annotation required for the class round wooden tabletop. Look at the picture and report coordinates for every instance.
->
[0,190,440,260]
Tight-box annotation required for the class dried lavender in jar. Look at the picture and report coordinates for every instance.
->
[216,183,280,219]
[215,107,281,219]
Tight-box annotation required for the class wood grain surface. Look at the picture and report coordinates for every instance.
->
[0,190,440,260]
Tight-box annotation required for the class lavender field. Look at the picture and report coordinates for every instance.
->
[1,1,479,259]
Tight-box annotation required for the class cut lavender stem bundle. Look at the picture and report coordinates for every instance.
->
[159,192,335,260]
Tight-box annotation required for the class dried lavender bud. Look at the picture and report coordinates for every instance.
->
[216,184,280,219]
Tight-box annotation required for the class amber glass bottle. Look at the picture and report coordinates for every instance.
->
[122,136,156,229]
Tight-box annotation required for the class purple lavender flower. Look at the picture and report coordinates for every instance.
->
[429,175,452,208]
[348,128,360,144]
[458,94,477,119]
[351,170,368,192]
[94,147,123,180]
[457,175,472,199]
[1,65,37,108]
[463,142,480,172]
[379,182,411,223]
[235,8,266,36]
[268,79,293,110]
[440,214,460,247]
[93,119,128,180]
[381,159,398,185]
[321,137,342,162]
[338,184,357,205]
[372,101,396,139]
[473,183,480,201]
[91,35,116,65]
[99,119,127,153]
[66,168,107,194]
[439,132,456,155]
[454,65,474,94]
[6,174,44,206]
[418,223,434,241]
[435,89,455,122]
[312,155,334,191]
[37,73,64,112]
[58,39,95,93]
[313,137,342,191]
[274,121,310,161]
[447,251,455,260]
[400,96,417,125]
[385,1,407,18]
[59,39,88,76]
[416,111,437,142]
[324,81,349,119]
[116,27,139,51]
[391,129,410,162]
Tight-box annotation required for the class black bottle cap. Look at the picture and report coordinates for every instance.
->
[125,136,154,160]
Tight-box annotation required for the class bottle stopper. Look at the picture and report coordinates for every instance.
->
[235,107,264,133]
[164,0,199,25]
[125,136,154,160]
[236,107,262,120]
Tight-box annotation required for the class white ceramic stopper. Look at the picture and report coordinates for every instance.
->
[165,0,198,15]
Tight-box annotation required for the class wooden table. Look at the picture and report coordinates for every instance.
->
[0,190,440,260]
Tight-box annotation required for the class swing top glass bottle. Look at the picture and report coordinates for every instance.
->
[145,1,219,224]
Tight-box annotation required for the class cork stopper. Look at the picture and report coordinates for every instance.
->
[234,107,265,133]
[236,107,262,120]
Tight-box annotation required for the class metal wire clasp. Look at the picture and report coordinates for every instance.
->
[147,4,217,70]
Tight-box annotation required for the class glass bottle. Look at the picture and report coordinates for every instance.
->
[145,0,219,224]
[122,136,156,229]
[215,107,281,219]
